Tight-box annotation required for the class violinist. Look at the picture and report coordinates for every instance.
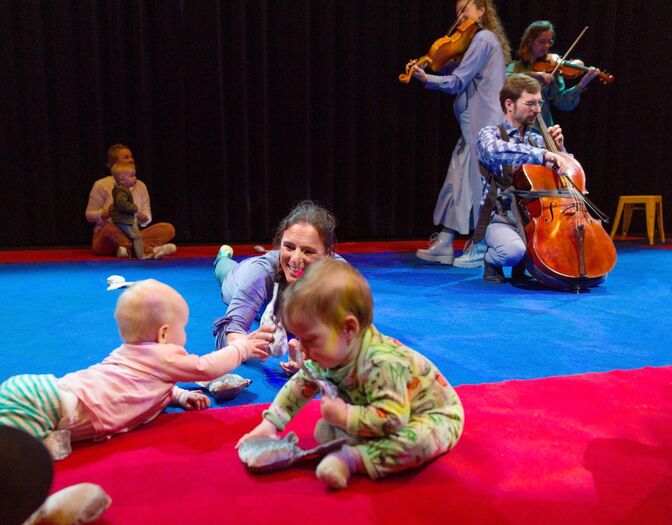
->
[408,0,511,267]
[475,74,568,284]
[508,21,597,126]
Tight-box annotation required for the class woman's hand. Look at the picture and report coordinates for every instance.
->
[246,325,278,360]
[236,418,278,449]
[101,204,113,220]
[406,59,428,83]
[229,325,275,351]
[533,71,554,86]
[406,58,426,71]
[243,338,272,361]
[410,64,428,84]
[577,67,598,91]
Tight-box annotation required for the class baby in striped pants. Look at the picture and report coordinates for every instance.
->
[0,279,269,459]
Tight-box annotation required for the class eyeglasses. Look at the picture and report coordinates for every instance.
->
[522,99,544,108]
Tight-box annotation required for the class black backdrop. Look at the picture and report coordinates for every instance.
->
[2,0,671,248]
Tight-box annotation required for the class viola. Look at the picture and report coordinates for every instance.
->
[399,18,482,83]
[512,114,617,291]
[532,53,614,84]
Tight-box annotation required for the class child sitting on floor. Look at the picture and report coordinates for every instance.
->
[110,162,148,259]
[0,279,270,459]
[237,259,464,489]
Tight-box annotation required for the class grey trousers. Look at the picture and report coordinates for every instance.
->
[484,220,526,267]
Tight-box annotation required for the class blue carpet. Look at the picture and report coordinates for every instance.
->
[1,244,670,410]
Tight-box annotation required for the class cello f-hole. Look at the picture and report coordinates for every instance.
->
[545,201,556,223]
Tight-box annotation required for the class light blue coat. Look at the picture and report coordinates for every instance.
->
[424,29,506,234]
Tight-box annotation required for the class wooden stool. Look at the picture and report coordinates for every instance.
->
[610,195,665,245]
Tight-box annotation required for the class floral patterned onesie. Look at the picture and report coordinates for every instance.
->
[263,325,464,479]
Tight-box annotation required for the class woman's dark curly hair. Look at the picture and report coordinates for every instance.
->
[272,201,337,309]
[272,200,337,256]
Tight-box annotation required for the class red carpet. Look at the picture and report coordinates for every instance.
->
[51,366,672,524]
[0,240,439,263]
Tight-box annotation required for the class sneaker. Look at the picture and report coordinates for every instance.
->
[415,233,454,264]
[152,243,177,259]
[217,244,234,259]
[453,240,487,268]
[115,246,129,258]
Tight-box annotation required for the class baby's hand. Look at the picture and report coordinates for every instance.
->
[241,336,271,362]
[321,397,348,429]
[246,325,276,358]
[184,391,211,411]
[280,339,301,375]
[235,418,278,449]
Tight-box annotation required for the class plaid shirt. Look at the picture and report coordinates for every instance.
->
[476,119,548,205]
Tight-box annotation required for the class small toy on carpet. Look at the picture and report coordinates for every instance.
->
[105,275,135,291]
[197,374,253,401]
[238,431,347,473]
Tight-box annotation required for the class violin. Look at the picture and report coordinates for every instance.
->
[399,0,481,84]
[532,53,614,84]
[399,18,482,83]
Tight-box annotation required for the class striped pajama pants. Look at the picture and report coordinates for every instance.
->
[0,374,62,439]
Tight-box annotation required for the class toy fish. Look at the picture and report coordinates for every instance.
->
[197,374,252,401]
[293,344,339,400]
[258,284,289,357]
[238,432,348,473]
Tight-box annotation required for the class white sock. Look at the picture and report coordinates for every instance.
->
[316,447,358,490]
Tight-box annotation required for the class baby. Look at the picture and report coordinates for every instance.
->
[0,279,269,459]
[110,162,147,259]
[237,259,464,489]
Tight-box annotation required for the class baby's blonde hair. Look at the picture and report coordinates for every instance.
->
[114,279,187,343]
[110,162,135,184]
[282,259,373,335]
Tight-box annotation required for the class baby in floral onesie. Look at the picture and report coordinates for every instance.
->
[237,259,464,489]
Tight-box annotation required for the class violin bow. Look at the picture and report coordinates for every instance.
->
[550,26,589,78]
[535,111,610,223]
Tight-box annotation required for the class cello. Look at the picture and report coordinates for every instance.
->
[512,114,617,291]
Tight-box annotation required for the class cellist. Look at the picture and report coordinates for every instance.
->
[475,74,568,284]
[407,0,511,268]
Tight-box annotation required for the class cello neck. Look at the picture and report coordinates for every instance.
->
[535,113,559,154]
